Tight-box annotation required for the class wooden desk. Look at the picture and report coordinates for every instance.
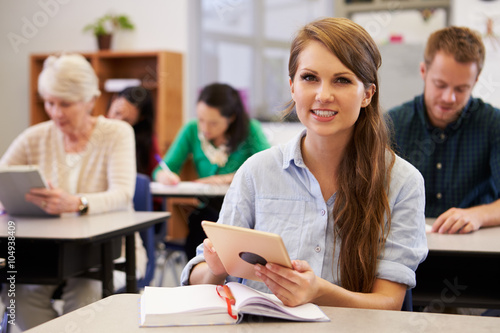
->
[25,294,500,333]
[413,218,500,309]
[0,211,170,297]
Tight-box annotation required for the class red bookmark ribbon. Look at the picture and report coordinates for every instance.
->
[216,285,237,320]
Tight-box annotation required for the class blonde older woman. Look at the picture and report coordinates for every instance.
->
[0,54,146,330]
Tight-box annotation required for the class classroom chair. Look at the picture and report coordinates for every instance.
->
[402,289,413,311]
[132,173,156,289]
[153,159,196,287]
[115,173,157,291]
[155,239,187,287]
[104,173,158,292]
[0,258,6,333]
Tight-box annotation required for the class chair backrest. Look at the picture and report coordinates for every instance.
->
[133,173,155,288]
[134,173,153,212]
[401,289,413,311]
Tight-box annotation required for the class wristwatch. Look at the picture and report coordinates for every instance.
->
[78,196,89,215]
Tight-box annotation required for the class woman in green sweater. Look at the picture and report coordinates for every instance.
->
[154,83,270,258]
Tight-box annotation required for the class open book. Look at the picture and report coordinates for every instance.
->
[140,282,329,327]
[0,165,57,217]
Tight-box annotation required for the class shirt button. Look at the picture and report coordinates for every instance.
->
[436,163,442,170]
[321,209,326,216]
[315,246,321,253]
[436,193,442,199]
[440,133,446,140]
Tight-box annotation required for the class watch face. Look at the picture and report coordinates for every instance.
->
[79,197,88,215]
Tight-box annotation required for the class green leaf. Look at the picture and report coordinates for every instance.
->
[83,13,135,36]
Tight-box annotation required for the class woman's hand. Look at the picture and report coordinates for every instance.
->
[195,174,233,185]
[254,260,319,307]
[202,238,228,279]
[25,182,80,215]
[189,238,228,285]
[156,170,181,185]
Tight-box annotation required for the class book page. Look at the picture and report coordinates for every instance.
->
[228,282,329,322]
[140,285,240,327]
[142,285,226,314]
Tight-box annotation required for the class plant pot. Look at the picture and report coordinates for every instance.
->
[97,34,112,50]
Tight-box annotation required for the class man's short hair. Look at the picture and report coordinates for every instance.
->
[424,26,485,76]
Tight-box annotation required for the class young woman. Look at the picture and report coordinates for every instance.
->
[181,18,428,310]
[154,83,271,259]
[154,83,270,185]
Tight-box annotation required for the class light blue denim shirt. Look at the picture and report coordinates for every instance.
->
[181,130,428,292]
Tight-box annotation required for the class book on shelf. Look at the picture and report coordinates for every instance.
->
[140,282,330,327]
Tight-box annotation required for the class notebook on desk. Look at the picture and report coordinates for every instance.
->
[0,165,58,217]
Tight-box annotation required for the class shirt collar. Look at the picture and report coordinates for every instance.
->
[282,129,307,170]
[417,94,474,133]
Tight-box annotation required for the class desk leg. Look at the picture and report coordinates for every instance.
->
[101,242,113,298]
[125,234,137,293]
[161,197,167,212]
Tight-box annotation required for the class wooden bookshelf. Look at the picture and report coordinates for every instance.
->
[30,50,183,154]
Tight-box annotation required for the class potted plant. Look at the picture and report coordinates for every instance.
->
[83,14,134,50]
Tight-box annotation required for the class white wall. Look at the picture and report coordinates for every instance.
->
[0,0,189,155]
[452,0,500,108]
[352,8,447,111]
[2,1,497,156]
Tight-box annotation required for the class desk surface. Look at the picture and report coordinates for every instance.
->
[150,181,229,197]
[425,218,500,253]
[0,211,170,241]
[414,219,500,308]
[25,294,499,333]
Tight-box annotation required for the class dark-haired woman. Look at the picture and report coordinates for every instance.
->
[154,83,270,258]
[108,86,160,177]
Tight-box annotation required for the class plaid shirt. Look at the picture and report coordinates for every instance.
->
[386,95,500,217]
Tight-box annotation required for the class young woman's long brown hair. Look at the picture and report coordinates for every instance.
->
[285,17,395,293]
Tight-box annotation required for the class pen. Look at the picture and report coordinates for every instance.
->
[223,285,236,305]
[154,154,171,173]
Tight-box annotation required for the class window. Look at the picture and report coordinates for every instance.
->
[193,0,334,121]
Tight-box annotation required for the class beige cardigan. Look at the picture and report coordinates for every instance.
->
[0,116,136,214]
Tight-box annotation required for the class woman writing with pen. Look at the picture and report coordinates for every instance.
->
[153,83,270,186]
[153,83,271,259]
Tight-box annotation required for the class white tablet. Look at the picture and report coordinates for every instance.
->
[201,221,292,281]
[0,165,58,217]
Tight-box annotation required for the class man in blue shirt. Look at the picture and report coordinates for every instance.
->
[386,26,500,234]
